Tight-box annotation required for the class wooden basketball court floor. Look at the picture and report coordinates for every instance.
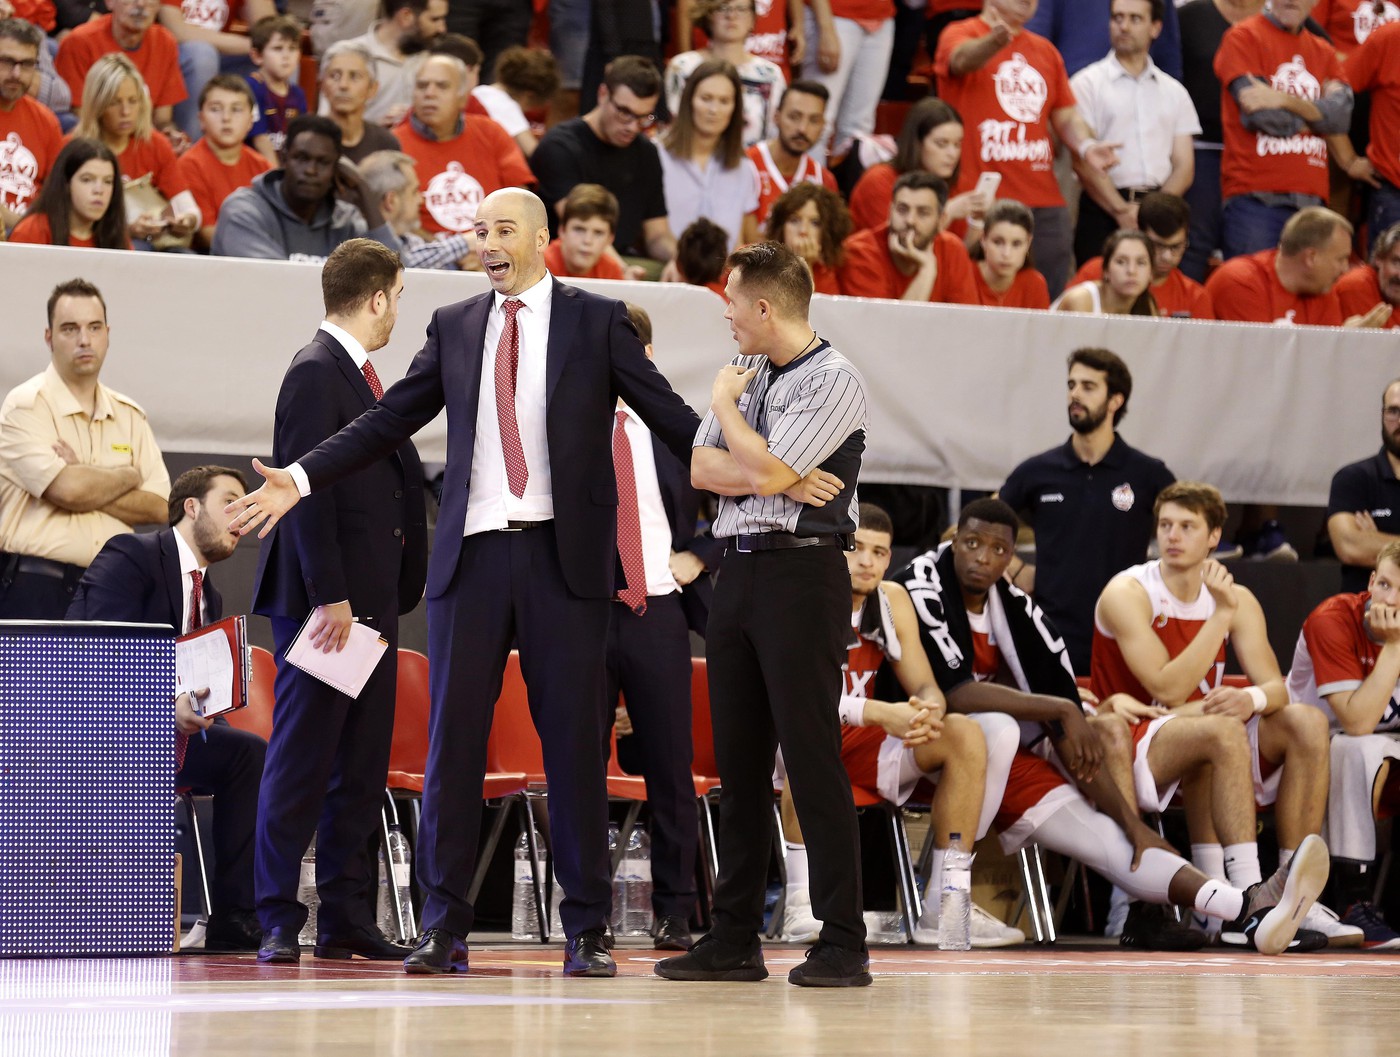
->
[6,940,1397,1057]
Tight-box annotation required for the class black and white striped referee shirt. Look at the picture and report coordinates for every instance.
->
[694,340,868,539]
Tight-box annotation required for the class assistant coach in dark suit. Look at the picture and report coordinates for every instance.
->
[249,239,427,965]
[227,188,701,978]
[68,465,267,952]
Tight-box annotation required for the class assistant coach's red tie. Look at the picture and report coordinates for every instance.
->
[176,569,205,770]
[495,297,528,498]
[361,359,384,400]
[612,410,647,616]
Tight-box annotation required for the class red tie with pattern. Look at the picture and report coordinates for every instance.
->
[176,570,205,771]
[361,359,384,400]
[612,410,647,616]
[495,298,529,498]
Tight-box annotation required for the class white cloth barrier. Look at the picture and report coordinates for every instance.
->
[3,242,1397,505]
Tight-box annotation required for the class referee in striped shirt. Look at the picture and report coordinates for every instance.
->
[655,241,872,988]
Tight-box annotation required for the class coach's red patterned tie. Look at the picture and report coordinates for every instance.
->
[495,298,528,498]
[361,360,384,400]
[613,410,647,616]
[176,570,205,771]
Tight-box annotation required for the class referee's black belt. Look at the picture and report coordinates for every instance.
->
[732,532,850,553]
[0,552,87,585]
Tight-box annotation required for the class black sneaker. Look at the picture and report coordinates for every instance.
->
[787,940,872,988]
[653,934,768,982]
[1119,901,1207,951]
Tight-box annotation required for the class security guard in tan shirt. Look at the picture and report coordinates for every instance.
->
[0,279,171,618]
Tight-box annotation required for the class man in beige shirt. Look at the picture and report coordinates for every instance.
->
[0,278,171,618]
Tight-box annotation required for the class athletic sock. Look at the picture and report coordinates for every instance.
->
[1278,846,1295,871]
[785,842,809,898]
[1223,842,1263,888]
[1192,843,1226,882]
[1193,879,1244,923]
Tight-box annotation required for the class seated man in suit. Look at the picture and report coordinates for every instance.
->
[68,465,267,952]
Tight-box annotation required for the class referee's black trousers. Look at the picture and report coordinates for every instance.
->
[705,545,866,951]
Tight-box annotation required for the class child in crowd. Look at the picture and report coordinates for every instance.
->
[544,183,627,280]
[245,15,306,164]
[177,75,272,251]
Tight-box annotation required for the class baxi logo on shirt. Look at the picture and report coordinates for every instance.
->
[1353,1,1400,43]
[993,53,1048,123]
[1111,483,1135,512]
[181,0,229,30]
[1038,492,1065,503]
[424,162,485,232]
[1255,57,1327,163]
[0,133,39,212]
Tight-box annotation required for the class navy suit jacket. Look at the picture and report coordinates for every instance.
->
[650,434,720,635]
[68,527,222,628]
[298,279,702,601]
[252,329,428,621]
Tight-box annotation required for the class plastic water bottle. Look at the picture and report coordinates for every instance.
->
[384,823,414,941]
[376,845,394,939]
[622,825,653,937]
[608,823,624,932]
[512,829,540,940]
[297,835,319,946]
[938,833,973,951]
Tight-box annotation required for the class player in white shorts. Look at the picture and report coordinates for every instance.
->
[1287,539,1400,949]
[1093,481,1358,946]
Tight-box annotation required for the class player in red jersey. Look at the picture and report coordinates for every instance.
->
[1286,539,1400,948]
[1094,480,1358,946]
[776,503,1020,946]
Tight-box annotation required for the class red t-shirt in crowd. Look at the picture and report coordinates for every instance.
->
[934,17,1075,208]
[848,162,898,233]
[827,0,894,23]
[1204,249,1344,325]
[395,116,535,234]
[689,0,796,76]
[175,137,271,226]
[1315,0,1400,55]
[1214,14,1345,201]
[1345,21,1400,189]
[8,212,131,248]
[0,96,64,218]
[838,223,979,303]
[100,131,190,201]
[1072,257,1215,318]
[56,16,187,109]
[543,238,626,280]
[811,260,840,295]
[1335,264,1400,327]
[745,141,837,228]
[12,0,57,31]
[972,264,1050,308]
[161,0,236,32]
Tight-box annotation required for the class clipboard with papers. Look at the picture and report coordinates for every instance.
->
[176,615,250,719]
[283,614,389,699]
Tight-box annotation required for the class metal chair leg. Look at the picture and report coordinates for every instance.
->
[380,793,417,943]
[886,807,922,941]
[522,797,550,942]
[179,792,213,920]
[1017,845,1049,944]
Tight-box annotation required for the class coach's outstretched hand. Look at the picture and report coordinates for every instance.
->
[225,458,301,538]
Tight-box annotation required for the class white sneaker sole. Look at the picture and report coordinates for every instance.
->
[1254,835,1330,956]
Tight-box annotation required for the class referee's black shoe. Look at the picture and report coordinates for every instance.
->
[653,934,768,981]
[787,940,872,987]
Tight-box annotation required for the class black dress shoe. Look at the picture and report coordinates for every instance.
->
[315,925,414,960]
[403,928,469,975]
[562,928,617,977]
[652,915,693,952]
[204,909,262,953]
[256,926,301,965]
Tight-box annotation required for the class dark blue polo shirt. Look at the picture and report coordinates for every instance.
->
[1327,449,1400,593]
[1000,434,1175,674]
